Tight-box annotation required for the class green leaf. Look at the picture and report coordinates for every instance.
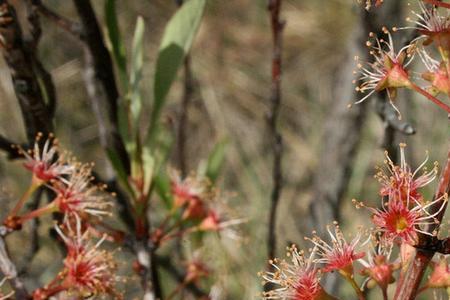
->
[129,16,145,130]
[149,0,206,141]
[206,139,228,182]
[106,149,134,196]
[105,0,127,90]
[141,146,154,197]
[153,172,172,209]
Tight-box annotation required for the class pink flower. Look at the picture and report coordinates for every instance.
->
[358,236,397,291]
[360,0,384,10]
[306,223,365,276]
[375,144,437,205]
[56,218,119,298]
[354,28,414,112]
[426,257,450,288]
[261,245,333,300]
[53,165,112,218]
[33,218,121,299]
[169,169,208,208]
[408,1,450,53]
[369,194,447,244]
[21,136,73,182]
[418,49,450,95]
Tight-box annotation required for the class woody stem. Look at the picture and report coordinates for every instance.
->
[424,0,450,8]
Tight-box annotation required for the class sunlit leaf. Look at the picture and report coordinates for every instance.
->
[129,16,145,130]
[149,0,206,141]
[105,0,127,89]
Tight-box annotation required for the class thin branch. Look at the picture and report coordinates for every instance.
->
[32,0,83,39]
[25,0,58,121]
[376,92,416,162]
[0,235,29,299]
[159,256,208,298]
[133,240,162,300]
[18,187,43,275]
[72,0,130,175]
[266,0,284,263]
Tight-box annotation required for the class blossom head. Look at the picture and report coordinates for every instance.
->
[426,257,450,288]
[354,28,414,107]
[21,135,73,182]
[169,169,208,208]
[199,210,221,231]
[182,196,208,221]
[306,223,365,276]
[370,193,447,244]
[55,219,120,298]
[53,165,112,218]
[375,144,437,204]
[360,0,384,10]
[359,236,397,290]
[409,2,450,56]
[261,245,332,300]
[184,259,210,283]
[419,49,450,95]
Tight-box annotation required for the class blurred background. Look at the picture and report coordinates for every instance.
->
[0,0,449,299]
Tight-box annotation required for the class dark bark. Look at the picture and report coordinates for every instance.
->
[0,0,53,142]
[72,0,130,175]
[266,0,284,262]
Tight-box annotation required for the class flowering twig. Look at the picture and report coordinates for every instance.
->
[394,145,450,299]
[266,0,285,263]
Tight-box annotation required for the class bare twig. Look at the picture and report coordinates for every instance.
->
[24,0,58,121]
[134,240,162,300]
[376,94,416,161]
[72,0,130,175]
[18,187,43,275]
[159,255,208,298]
[32,0,83,39]
[266,0,284,263]
[0,236,28,299]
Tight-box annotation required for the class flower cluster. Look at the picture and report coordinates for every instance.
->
[356,144,446,244]
[353,2,450,116]
[4,136,113,230]
[166,170,243,235]
[3,135,120,299]
[261,144,449,299]
[33,217,121,299]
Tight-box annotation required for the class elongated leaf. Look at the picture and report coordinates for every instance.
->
[154,172,172,209]
[149,0,206,140]
[206,139,228,182]
[129,16,145,130]
[106,149,134,196]
[105,0,127,89]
